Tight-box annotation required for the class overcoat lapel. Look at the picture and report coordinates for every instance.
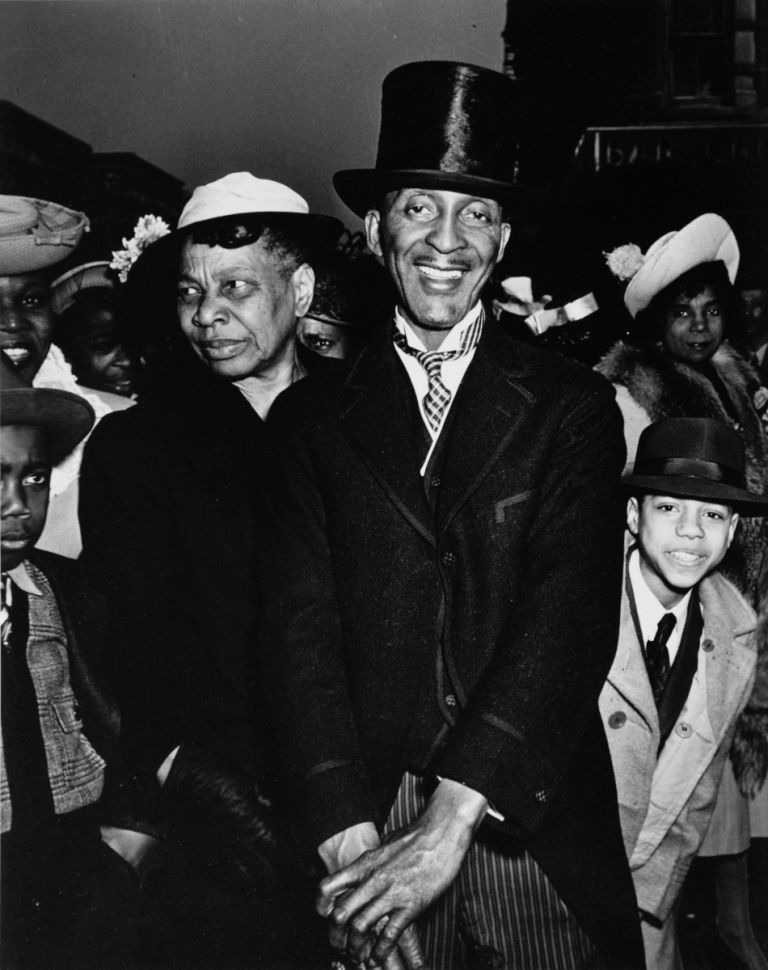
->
[609,561,658,734]
[699,584,755,743]
[435,321,532,532]
[340,330,436,547]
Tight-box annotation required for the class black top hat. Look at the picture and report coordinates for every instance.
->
[1,354,94,464]
[623,417,768,511]
[334,61,528,219]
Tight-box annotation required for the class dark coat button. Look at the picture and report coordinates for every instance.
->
[442,552,456,566]
[445,693,457,707]
[535,789,548,803]
[702,639,715,653]
[430,475,441,487]
[608,711,627,729]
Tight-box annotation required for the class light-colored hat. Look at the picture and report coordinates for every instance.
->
[0,196,89,275]
[608,213,740,319]
[126,172,342,290]
[50,261,114,315]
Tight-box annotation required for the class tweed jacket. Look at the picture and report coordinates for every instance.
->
[600,555,756,921]
[260,318,645,968]
[1,550,148,832]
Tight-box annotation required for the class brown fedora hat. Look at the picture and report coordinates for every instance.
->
[1,353,94,464]
[623,417,768,511]
[333,61,531,219]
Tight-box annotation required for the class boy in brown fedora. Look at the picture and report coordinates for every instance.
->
[600,417,766,970]
[0,356,151,968]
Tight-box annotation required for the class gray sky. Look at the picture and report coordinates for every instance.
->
[2,0,507,227]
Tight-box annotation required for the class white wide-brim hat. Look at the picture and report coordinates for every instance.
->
[623,213,739,319]
[50,261,115,315]
[128,172,342,294]
[0,195,89,275]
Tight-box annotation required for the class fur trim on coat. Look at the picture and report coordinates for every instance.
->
[597,340,768,795]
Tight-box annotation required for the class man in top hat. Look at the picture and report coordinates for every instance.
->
[599,417,766,969]
[1,356,150,968]
[259,61,643,969]
[0,195,133,559]
[79,172,341,968]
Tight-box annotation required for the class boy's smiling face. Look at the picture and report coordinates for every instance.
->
[627,494,739,608]
[1,425,51,572]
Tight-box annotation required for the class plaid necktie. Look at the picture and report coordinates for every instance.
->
[393,310,484,434]
[645,612,676,706]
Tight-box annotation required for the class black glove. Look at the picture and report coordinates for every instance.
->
[161,742,285,897]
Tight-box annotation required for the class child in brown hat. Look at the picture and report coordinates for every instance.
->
[1,356,154,968]
[600,417,768,970]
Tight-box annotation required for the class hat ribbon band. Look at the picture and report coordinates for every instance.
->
[636,457,745,489]
[33,230,80,249]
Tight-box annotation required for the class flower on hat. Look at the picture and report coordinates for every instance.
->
[110,214,171,283]
[604,243,644,282]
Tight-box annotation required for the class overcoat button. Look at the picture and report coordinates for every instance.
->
[702,639,715,653]
[535,790,547,803]
[442,552,456,566]
[431,475,441,487]
[445,693,457,707]
[675,722,693,738]
[608,711,626,729]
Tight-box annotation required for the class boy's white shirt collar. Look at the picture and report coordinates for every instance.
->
[629,548,690,664]
[5,561,43,597]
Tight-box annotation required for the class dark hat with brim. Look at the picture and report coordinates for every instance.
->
[1,354,94,464]
[334,61,531,219]
[123,173,343,298]
[623,417,768,512]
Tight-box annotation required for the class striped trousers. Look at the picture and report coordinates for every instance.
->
[383,772,606,970]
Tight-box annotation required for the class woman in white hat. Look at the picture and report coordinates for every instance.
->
[597,213,768,970]
[0,195,133,559]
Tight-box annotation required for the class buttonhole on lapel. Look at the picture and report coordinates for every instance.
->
[495,491,535,524]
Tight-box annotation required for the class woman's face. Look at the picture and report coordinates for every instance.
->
[661,284,725,365]
[65,302,139,397]
[297,316,355,359]
[0,272,55,381]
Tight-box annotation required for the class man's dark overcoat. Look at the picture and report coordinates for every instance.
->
[260,318,645,969]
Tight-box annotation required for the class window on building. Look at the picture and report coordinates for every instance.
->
[668,0,731,103]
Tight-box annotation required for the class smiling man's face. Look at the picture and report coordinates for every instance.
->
[365,188,510,346]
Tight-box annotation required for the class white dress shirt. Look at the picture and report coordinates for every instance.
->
[393,303,483,476]
[629,549,690,665]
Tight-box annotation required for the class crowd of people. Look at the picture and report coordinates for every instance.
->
[1,60,767,970]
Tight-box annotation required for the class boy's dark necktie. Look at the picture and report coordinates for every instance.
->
[645,613,677,705]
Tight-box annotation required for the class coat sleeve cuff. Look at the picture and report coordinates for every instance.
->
[296,759,381,849]
[430,711,558,835]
